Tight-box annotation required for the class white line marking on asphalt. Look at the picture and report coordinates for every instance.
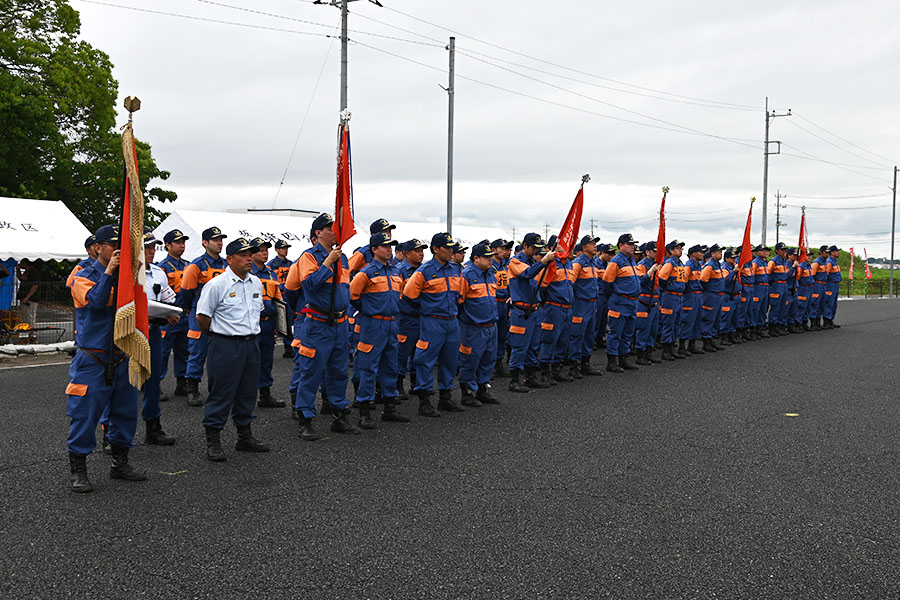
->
[0,361,71,370]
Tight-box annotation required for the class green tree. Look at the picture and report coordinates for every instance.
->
[0,0,175,233]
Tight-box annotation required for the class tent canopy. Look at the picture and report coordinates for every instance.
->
[152,210,512,262]
[0,198,93,261]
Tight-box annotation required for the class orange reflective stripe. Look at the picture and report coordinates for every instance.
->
[357,342,373,353]
[509,325,526,335]
[160,330,167,338]
[397,334,408,343]
[187,330,202,339]
[636,311,648,318]
[660,307,674,315]
[702,305,713,310]
[291,338,303,348]
[752,297,759,302]
[403,271,426,299]
[607,310,621,318]
[682,306,693,311]
[415,339,429,350]
[571,316,583,324]
[296,344,316,358]
[825,291,833,296]
[66,383,88,397]
[721,306,731,312]
[798,296,807,301]
[812,293,819,298]
[770,293,779,299]
[459,345,472,355]
[540,322,554,330]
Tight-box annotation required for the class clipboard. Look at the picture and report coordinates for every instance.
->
[274,299,289,337]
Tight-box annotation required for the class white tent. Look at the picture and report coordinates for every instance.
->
[152,209,512,262]
[0,197,93,261]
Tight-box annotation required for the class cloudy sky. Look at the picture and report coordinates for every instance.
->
[74,0,900,257]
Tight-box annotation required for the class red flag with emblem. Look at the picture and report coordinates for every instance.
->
[654,188,668,289]
[864,248,872,279]
[737,199,755,281]
[546,181,585,281]
[333,122,356,279]
[798,211,809,264]
[114,123,151,389]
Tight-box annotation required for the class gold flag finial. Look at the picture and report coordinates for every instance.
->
[662,186,670,194]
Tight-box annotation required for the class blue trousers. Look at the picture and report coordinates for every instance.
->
[202,334,259,429]
[186,309,209,381]
[141,325,163,422]
[659,291,683,344]
[824,282,840,319]
[568,298,596,361]
[294,317,350,418]
[606,295,637,356]
[768,282,787,325]
[794,285,812,323]
[809,282,826,319]
[160,321,188,380]
[67,350,138,455]
[397,313,420,377]
[413,316,459,393]
[257,319,276,389]
[751,285,769,327]
[508,307,539,370]
[288,314,304,395]
[495,300,509,367]
[679,292,702,341]
[738,287,753,329]
[459,321,498,391]
[540,303,571,364]
[595,295,608,342]
[356,316,399,403]
[634,300,658,351]
[723,295,741,333]
[700,292,723,339]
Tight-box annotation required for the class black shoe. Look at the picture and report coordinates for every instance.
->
[109,446,148,481]
[396,376,409,401]
[235,424,270,452]
[438,389,465,412]
[145,418,176,446]
[648,348,663,363]
[676,340,690,357]
[525,366,550,389]
[508,369,531,393]
[635,350,652,366]
[552,362,574,382]
[174,376,189,397]
[661,343,676,361]
[580,357,603,376]
[494,361,510,378]
[357,403,377,429]
[476,383,500,404]
[569,359,583,379]
[619,354,640,370]
[257,386,285,408]
[830,320,840,329]
[460,385,482,408]
[606,354,624,373]
[205,427,227,461]
[689,340,705,354]
[381,398,411,422]
[416,390,440,417]
[282,346,294,358]
[69,452,93,493]
[757,326,770,338]
[702,339,716,353]
[331,409,362,434]
[319,388,333,415]
[718,335,732,347]
[187,379,203,407]
[289,391,299,420]
[299,417,324,441]
[159,391,169,402]
[101,428,112,455]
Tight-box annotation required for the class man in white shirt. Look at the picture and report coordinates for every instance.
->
[196,237,270,462]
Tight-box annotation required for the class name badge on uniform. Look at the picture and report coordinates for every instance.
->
[229,292,236,297]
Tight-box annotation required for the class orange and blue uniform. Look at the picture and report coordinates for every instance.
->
[810,255,828,319]
[350,258,404,404]
[658,255,686,344]
[603,252,641,357]
[794,259,814,324]
[569,253,599,362]
[593,255,610,345]
[750,256,770,327]
[491,255,511,369]
[679,256,704,342]
[507,250,546,371]
[635,256,660,352]
[396,258,421,380]
[768,254,791,326]
[251,261,282,390]
[539,257,574,364]
[267,254,293,351]
[180,252,226,382]
[721,259,741,335]
[824,254,842,320]
[157,253,189,381]
[699,257,726,339]
[738,257,754,330]
[457,262,498,392]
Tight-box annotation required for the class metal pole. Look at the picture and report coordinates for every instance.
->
[762,97,769,246]
[775,189,780,244]
[446,36,455,235]
[892,165,897,296]
[340,0,348,120]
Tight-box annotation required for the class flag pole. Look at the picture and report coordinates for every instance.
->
[653,185,669,290]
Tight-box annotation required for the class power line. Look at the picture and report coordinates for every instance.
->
[786,193,889,200]
[782,117,892,170]
[792,111,899,166]
[784,203,891,211]
[780,143,893,185]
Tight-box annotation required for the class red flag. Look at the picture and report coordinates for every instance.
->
[798,211,809,264]
[849,247,854,280]
[654,188,668,289]
[546,181,585,281]
[333,122,356,279]
[737,198,755,280]
[864,248,873,279]
[114,123,151,389]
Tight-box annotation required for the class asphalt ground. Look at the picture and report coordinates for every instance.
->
[1,299,898,599]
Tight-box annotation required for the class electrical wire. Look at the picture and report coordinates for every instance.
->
[782,117,892,170]
[792,111,899,166]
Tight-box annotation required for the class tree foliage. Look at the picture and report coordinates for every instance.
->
[0,0,176,233]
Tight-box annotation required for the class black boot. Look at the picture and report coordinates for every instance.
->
[187,378,203,407]
[493,361,510,378]
[580,356,603,376]
[331,409,362,434]
[319,387,333,415]
[438,389,465,412]
[101,426,112,454]
[648,348,662,363]
[730,332,743,345]
[416,389,440,418]
[702,338,716,353]
[298,416,324,441]
[235,424,270,452]
[290,391,299,420]
[552,362,574,382]
[205,426,226,461]
[357,402,377,429]
[676,339,690,357]
[381,397,410,422]
[257,386,285,408]
[757,325,770,338]
[476,383,500,404]
[109,445,147,481]
[396,376,409,401]
[174,376,189,397]
[460,384,482,407]
[661,343,676,361]
[509,369,531,393]
[540,364,558,386]
[635,349,652,366]
[768,323,781,337]
[811,318,822,331]
[525,366,550,389]
[159,390,169,402]
[717,335,731,347]
[145,418,176,446]
[619,354,639,370]
[689,340,704,354]
[606,354,624,373]
[69,452,93,493]
[569,359,583,379]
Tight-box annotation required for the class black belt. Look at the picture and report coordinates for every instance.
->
[78,347,127,369]
[307,304,347,320]
[209,331,256,341]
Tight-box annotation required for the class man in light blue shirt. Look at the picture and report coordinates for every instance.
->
[196,237,269,462]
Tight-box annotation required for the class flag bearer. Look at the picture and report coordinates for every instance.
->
[65,225,146,493]
[793,250,814,331]
[678,244,705,355]
[823,245,842,328]
[602,233,642,372]
[699,244,726,352]
[349,232,409,427]
[539,235,576,383]
[457,242,501,407]
[767,242,791,336]
[593,244,613,349]
[736,246,755,341]
[751,245,771,338]
[267,239,294,358]
[809,245,829,330]
[634,241,661,366]
[721,247,742,344]
[657,240,686,361]
[250,238,285,409]
[785,248,800,332]
[490,239,513,378]
[158,229,191,400]
[569,235,603,377]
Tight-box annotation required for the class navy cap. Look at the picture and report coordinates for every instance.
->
[514,244,523,253]
[698,244,709,253]
[600,243,615,254]
[226,237,259,256]
[819,245,829,253]
[143,231,160,246]
[84,235,96,249]
[471,242,496,257]
[774,241,787,251]
[370,232,398,247]
[617,233,636,246]
[164,229,189,244]
[491,238,514,249]
[431,232,455,248]
[787,247,798,256]
[633,245,645,255]
[94,224,119,244]
[405,238,427,251]
[688,244,703,254]
[708,243,723,253]
[452,244,468,254]
[573,243,583,253]
[250,237,271,249]
[724,247,735,259]
[580,234,600,246]
[522,233,546,248]
[311,212,334,235]
[274,239,291,249]
[370,218,395,235]
[827,245,839,253]
[202,226,226,240]
[642,241,657,252]
[665,239,685,251]
[754,244,770,252]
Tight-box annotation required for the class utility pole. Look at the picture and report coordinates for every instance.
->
[892,165,897,295]
[590,217,597,237]
[544,223,550,239]
[762,97,791,245]
[511,226,517,241]
[774,190,787,244]
[445,37,455,235]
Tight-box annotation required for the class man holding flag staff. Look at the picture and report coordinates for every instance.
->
[602,233,643,372]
